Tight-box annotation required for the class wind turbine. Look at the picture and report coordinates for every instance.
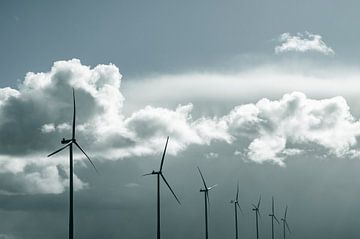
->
[143,136,181,239]
[230,181,243,239]
[281,206,291,239]
[197,167,217,239]
[252,196,262,239]
[269,197,280,239]
[47,89,98,239]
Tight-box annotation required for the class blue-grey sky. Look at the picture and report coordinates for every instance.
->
[1,1,360,239]
[1,0,360,87]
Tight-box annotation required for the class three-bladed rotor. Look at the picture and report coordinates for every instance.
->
[230,181,244,215]
[269,197,280,224]
[281,206,291,234]
[143,136,181,204]
[198,167,217,207]
[47,88,98,173]
[252,196,262,219]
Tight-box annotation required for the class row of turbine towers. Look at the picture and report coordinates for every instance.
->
[47,89,291,239]
[147,136,292,239]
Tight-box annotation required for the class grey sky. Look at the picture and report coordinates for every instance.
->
[1,1,360,239]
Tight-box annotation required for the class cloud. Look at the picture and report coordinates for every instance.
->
[0,154,87,195]
[124,183,139,188]
[275,32,334,55]
[0,59,123,194]
[0,234,16,239]
[123,64,360,110]
[1,59,360,194]
[223,92,360,165]
[204,152,219,159]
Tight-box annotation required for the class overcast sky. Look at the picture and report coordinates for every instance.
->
[1,1,360,239]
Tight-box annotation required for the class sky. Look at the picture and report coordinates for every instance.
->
[1,1,360,239]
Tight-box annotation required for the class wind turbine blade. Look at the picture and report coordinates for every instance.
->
[208,184,217,190]
[47,143,71,157]
[237,203,244,215]
[274,215,280,224]
[257,195,261,208]
[251,203,257,209]
[236,181,239,201]
[285,221,291,233]
[197,167,207,189]
[72,88,76,140]
[272,196,274,214]
[160,173,181,204]
[159,136,169,172]
[257,210,262,222]
[142,172,153,176]
[285,205,288,219]
[74,141,98,173]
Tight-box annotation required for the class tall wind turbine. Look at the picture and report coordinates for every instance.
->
[230,181,243,239]
[143,137,181,239]
[281,206,291,239]
[252,196,262,239]
[197,167,217,239]
[47,89,98,239]
[269,197,280,239]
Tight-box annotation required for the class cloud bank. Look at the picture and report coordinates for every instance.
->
[1,59,359,194]
[275,32,334,55]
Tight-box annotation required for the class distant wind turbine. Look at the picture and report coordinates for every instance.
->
[230,181,243,239]
[281,206,291,239]
[198,167,217,239]
[143,137,181,239]
[47,89,98,239]
[252,196,262,239]
[269,197,280,239]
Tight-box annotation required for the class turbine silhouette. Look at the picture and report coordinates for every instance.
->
[47,89,98,239]
[198,167,217,239]
[230,181,243,239]
[281,206,291,239]
[252,196,262,239]
[143,137,181,239]
[268,197,280,239]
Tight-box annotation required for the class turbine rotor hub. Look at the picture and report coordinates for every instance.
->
[61,138,72,144]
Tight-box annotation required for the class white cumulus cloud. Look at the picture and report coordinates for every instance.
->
[275,32,334,55]
[222,92,360,165]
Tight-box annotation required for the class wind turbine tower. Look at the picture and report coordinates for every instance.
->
[281,206,291,239]
[252,196,262,239]
[269,197,280,239]
[143,137,181,239]
[230,181,243,239]
[47,89,98,239]
[197,167,217,239]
